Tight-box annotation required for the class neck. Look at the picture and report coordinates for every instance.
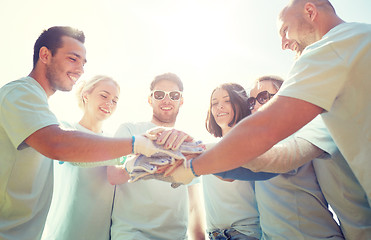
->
[318,13,345,39]
[29,68,55,98]
[151,117,175,128]
[222,126,232,137]
[79,114,103,133]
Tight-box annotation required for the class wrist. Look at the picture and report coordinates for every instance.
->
[131,136,135,154]
[189,158,199,177]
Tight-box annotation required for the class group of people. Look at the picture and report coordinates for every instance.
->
[1,0,371,239]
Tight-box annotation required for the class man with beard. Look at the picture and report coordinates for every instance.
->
[168,0,371,224]
[0,26,177,240]
[108,73,205,240]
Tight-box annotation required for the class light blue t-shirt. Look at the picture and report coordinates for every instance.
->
[111,122,191,240]
[296,117,371,239]
[256,117,344,240]
[0,77,59,240]
[278,22,371,204]
[42,123,115,240]
[202,175,261,238]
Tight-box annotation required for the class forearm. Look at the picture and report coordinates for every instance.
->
[191,96,322,176]
[187,184,206,240]
[243,137,324,173]
[26,125,132,162]
[192,114,279,175]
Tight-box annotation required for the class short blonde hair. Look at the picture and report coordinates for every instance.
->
[75,75,120,109]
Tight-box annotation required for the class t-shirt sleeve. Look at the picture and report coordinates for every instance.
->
[294,115,338,157]
[278,41,347,112]
[0,83,59,149]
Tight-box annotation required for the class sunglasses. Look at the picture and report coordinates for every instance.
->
[247,91,275,110]
[151,90,182,101]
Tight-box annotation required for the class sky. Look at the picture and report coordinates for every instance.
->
[1,0,370,143]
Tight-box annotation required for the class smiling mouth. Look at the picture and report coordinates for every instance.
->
[161,106,172,111]
[217,113,228,117]
[100,107,111,114]
[67,73,80,83]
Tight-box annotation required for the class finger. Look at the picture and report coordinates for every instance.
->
[164,160,183,177]
[171,133,189,150]
[164,131,179,149]
[156,130,172,145]
[155,165,170,174]
[145,126,167,140]
[184,135,194,142]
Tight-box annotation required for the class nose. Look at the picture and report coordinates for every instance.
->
[106,100,115,106]
[252,101,262,114]
[217,103,224,110]
[77,62,84,75]
[282,37,290,50]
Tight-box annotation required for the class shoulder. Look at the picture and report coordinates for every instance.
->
[0,77,47,104]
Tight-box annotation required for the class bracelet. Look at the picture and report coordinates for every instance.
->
[131,136,135,154]
[190,158,199,177]
[119,155,128,164]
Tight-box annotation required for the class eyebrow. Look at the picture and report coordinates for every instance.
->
[212,95,230,101]
[100,90,119,98]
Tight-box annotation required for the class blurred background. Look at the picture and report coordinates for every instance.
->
[1,0,370,142]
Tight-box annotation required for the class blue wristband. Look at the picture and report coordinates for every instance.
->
[190,158,199,177]
[131,136,135,154]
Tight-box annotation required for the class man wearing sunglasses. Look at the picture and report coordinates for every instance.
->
[108,73,205,240]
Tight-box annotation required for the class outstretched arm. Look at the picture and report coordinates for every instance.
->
[25,125,133,162]
[191,96,323,176]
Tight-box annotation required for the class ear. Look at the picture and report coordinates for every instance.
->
[83,93,88,104]
[304,2,317,22]
[38,46,52,64]
[148,95,152,105]
[179,97,184,107]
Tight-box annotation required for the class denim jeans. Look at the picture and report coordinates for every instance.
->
[208,228,259,240]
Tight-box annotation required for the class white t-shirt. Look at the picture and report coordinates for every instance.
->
[0,77,59,240]
[42,123,115,240]
[111,122,190,240]
[202,174,261,238]
[278,22,371,204]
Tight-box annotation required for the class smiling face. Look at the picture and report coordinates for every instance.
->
[45,36,86,94]
[149,79,183,127]
[278,3,317,57]
[83,79,120,122]
[211,88,235,134]
[250,80,279,114]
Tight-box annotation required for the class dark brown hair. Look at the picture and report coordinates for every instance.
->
[206,83,251,138]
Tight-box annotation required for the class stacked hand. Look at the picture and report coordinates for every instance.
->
[126,127,203,187]
[163,157,198,185]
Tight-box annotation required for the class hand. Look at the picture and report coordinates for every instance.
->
[133,135,184,159]
[164,160,196,185]
[145,127,193,150]
[155,159,183,174]
[107,165,130,185]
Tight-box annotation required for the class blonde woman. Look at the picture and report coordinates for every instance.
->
[42,75,121,240]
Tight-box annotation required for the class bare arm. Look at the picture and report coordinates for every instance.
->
[192,96,323,175]
[187,184,206,240]
[25,125,132,162]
